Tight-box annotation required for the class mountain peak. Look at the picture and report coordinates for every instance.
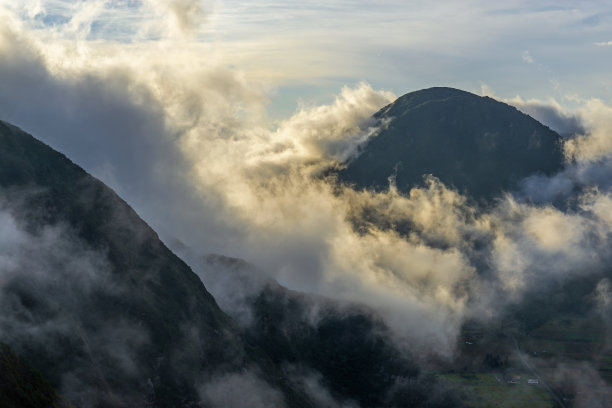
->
[339,87,564,200]
[376,87,481,116]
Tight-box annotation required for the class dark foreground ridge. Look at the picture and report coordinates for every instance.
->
[0,343,71,408]
[0,120,310,407]
[338,87,565,200]
[0,120,462,407]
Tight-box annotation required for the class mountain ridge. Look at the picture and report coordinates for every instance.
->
[0,120,313,407]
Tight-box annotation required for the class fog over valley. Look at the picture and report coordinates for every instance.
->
[1,1,612,407]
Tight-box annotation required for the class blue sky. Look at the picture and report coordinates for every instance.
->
[5,0,612,118]
[192,1,612,116]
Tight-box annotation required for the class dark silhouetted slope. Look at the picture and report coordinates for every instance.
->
[0,343,71,408]
[338,87,564,200]
[0,120,312,407]
[245,284,464,408]
[192,254,465,408]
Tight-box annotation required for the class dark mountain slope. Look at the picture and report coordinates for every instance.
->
[185,254,465,408]
[0,120,309,407]
[338,87,564,200]
[245,284,464,408]
[0,343,71,408]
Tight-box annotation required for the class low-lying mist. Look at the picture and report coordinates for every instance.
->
[2,3,612,397]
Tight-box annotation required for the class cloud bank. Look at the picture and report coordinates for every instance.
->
[2,2,612,369]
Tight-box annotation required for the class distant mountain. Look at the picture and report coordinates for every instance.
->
[0,121,309,407]
[338,87,564,200]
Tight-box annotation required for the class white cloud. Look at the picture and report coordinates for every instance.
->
[3,1,612,363]
[199,372,286,408]
[3,1,611,102]
[503,94,585,136]
[564,98,612,162]
[24,0,45,19]
[0,10,473,353]
[144,0,212,38]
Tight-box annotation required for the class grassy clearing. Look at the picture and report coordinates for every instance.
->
[597,351,612,383]
[520,313,612,383]
[529,315,605,343]
[439,372,555,408]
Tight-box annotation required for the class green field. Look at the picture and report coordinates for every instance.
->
[598,352,612,382]
[517,313,611,384]
[450,312,612,406]
[439,372,555,408]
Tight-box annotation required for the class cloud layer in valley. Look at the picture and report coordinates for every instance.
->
[2,1,612,370]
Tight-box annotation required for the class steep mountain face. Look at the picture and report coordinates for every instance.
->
[244,285,464,408]
[0,118,464,407]
[338,87,564,200]
[0,120,307,407]
[0,343,71,408]
[183,254,465,408]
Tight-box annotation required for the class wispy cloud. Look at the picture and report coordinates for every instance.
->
[3,0,610,101]
[3,0,612,363]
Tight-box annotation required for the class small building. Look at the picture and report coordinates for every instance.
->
[508,375,521,384]
[527,379,540,385]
